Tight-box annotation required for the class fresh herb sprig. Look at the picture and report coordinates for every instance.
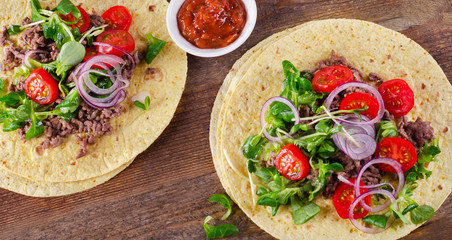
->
[375,120,398,142]
[405,139,441,182]
[134,97,151,111]
[209,193,233,220]
[145,33,166,64]
[204,193,239,239]
[203,216,239,240]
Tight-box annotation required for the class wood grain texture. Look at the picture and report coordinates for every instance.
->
[0,0,451,239]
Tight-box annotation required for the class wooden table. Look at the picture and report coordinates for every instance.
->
[1,0,450,239]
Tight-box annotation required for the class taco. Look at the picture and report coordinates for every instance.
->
[210,19,451,239]
[0,0,187,196]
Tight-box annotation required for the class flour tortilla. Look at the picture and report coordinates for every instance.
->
[0,159,133,197]
[210,19,451,239]
[0,0,187,187]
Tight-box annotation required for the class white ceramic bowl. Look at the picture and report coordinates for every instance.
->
[166,0,257,58]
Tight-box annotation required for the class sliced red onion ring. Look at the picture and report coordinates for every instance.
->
[93,42,135,70]
[355,158,404,212]
[260,96,299,142]
[74,54,133,109]
[344,133,376,160]
[349,189,396,234]
[81,69,121,95]
[332,114,377,160]
[338,114,375,137]
[23,50,47,67]
[82,54,123,70]
[337,175,395,194]
[324,82,384,125]
[131,91,151,104]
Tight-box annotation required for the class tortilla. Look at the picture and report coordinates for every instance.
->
[210,19,451,239]
[0,0,187,195]
[0,159,133,197]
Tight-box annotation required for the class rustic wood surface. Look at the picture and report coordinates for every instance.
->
[1,0,451,239]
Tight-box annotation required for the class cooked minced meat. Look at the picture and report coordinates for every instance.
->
[7,75,25,92]
[319,151,382,197]
[18,100,123,158]
[89,14,106,28]
[368,72,385,85]
[0,26,12,47]
[1,46,25,71]
[397,117,434,149]
[20,23,46,49]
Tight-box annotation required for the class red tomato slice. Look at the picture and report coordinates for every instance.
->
[24,68,59,105]
[375,137,417,172]
[275,144,310,181]
[312,65,354,93]
[377,79,414,117]
[332,178,371,219]
[59,6,91,33]
[102,6,132,31]
[96,30,135,57]
[339,92,380,119]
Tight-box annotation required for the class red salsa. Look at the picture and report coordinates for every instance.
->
[177,0,247,49]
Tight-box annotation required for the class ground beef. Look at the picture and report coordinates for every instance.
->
[75,133,96,158]
[134,51,146,65]
[309,50,365,82]
[299,104,314,118]
[1,46,25,71]
[320,151,382,197]
[18,99,123,158]
[89,14,106,28]
[368,72,385,86]
[0,26,12,47]
[382,109,395,122]
[264,152,276,168]
[20,23,46,49]
[22,17,32,25]
[1,17,59,73]
[122,56,135,80]
[36,42,59,62]
[329,95,341,111]
[342,86,370,97]
[7,75,25,92]
[323,175,340,198]
[397,117,434,149]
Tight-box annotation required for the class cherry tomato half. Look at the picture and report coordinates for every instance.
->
[96,29,135,57]
[378,79,414,117]
[312,65,354,93]
[275,144,310,181]
[102,6,132,31]
[24,68,59,105]
[339,92,380,119]
[59,6,91,33]
[375,137,417,172]
[332,178,371,219]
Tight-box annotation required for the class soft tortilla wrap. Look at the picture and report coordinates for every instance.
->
[0,159,133,197]
[210,19,451,239]
[0,0,187,186]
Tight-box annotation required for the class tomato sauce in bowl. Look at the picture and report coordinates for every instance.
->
[177,0,247,49]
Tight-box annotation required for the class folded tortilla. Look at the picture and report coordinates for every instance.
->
[0,159,133,197]
[210,19,451,239]
[0,0,187,192]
